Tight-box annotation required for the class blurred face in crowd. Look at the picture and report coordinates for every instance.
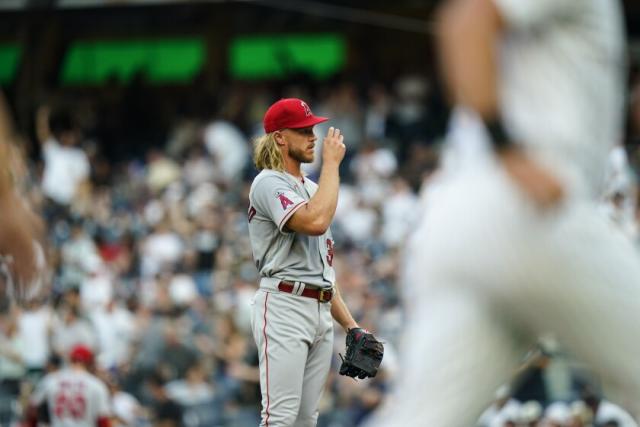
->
[278,126,317,164]
[186,364,206,383]
[61,130,81,147]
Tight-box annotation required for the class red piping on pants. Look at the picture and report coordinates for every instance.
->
[263,293,271,426]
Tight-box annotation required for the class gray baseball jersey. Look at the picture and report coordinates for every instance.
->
[248,169,335,288]
[30,368,111,427]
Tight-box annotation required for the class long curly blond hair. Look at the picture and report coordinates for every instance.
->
[253,133,285,172]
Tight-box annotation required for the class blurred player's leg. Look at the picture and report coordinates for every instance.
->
[369,290,523,427]
[523,203,640,404]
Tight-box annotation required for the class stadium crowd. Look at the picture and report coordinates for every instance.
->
[0,64,639,427]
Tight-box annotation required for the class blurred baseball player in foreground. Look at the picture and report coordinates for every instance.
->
[0,90,46,310]
[370,0,640,426]
[27,344,111,427]
[248,98,382,426]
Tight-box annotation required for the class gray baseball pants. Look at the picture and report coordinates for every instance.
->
[251,279,334,427]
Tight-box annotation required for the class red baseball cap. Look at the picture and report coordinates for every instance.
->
[69,344,94,364]
[263,98,328,133]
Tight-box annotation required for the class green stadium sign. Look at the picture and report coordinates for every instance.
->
[230,34,346,80]
[0,44,21,85]
[61,38,205,85]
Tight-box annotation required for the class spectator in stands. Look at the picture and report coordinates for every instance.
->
[60,218,102,290]
[90,299,137,370]
[165,362,215,407]
[18,299,53,378]
[0,312,26,425]
[51,302,98,358]
[140,219,184,278]
[380,177,419,248]
[155,322,199,382]
[315,82,364,181]
[203,111,250,185]
[146,373,184,427]
[580,384,638,427]
[569,400,594,427]
[104,374,145,427]
[36,106,90,210]
[543,401,572,427]
[476,385,520,427]
[519,400,543,427]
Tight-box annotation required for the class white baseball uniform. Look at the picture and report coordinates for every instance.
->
[370,1,640,426]
[30,367,111,427]
[600,145,638,240]
[248,169,336,427]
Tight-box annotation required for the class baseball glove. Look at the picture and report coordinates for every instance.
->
[339,328,384,379]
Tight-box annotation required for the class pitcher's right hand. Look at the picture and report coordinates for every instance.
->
[322,127,346,166]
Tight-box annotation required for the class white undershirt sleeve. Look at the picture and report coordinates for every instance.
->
[493,0,581,29]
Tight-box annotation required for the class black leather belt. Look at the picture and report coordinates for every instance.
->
[278,281,334,303]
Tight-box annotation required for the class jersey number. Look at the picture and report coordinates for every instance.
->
[53,390,87,419]
[326,239,334,266]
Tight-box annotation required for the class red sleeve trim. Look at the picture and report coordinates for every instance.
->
[97,416,111,427]
[278,201,307,232]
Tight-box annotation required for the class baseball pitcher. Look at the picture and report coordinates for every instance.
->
[248,98,383,427]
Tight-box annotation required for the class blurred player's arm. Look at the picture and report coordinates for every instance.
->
[0,91,46,306]
[438,0,502,120]
[0,91,16,195]
[0,91,14,146]
[438,0,564,208]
